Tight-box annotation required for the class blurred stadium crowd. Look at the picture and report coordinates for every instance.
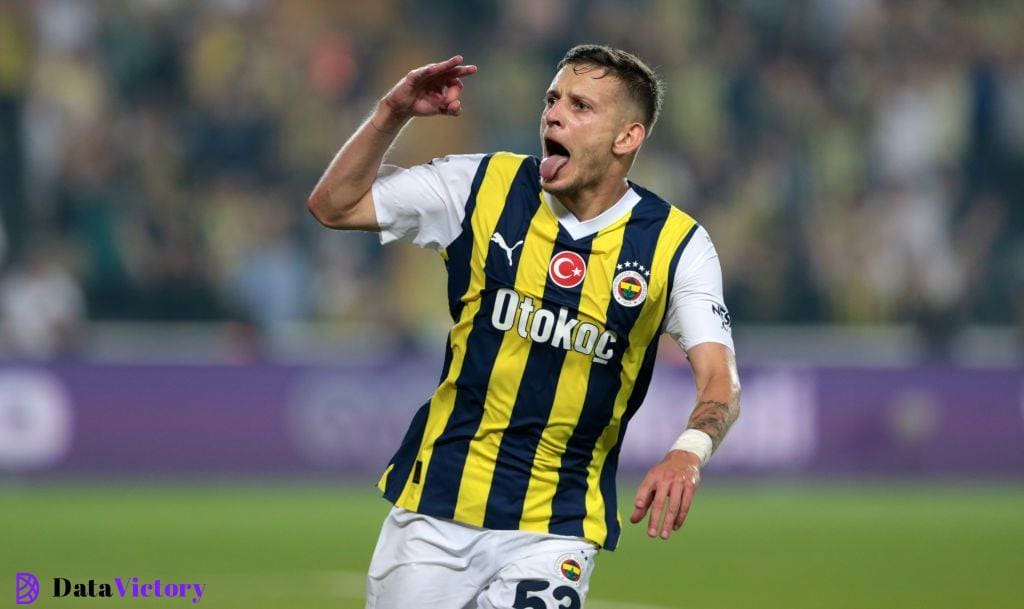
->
[0,0,1022,358]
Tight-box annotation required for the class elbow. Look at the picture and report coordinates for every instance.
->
[729,377,741,422]
[307,185,371,230]
[307,189,341,229]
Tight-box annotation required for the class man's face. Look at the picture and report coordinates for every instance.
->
[539,64,634,196]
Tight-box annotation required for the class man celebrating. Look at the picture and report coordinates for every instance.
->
[309,45,740,609]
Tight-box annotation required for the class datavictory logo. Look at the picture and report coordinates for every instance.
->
[16,572,39,605]
[14,572,206,604]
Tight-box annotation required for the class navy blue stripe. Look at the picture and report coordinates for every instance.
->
[382,400,431,501]
[483,225,595,529]
[597,438,625,549]
[445,154,494,321]
[621,335,662,441]
[437,335,455,384]
[417,157,542,518]
[599,335,660,549]
[549,196,672,539]
[598,218,697,548]
[382,323,457,501]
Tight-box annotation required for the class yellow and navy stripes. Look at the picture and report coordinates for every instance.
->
[378,152,698,550]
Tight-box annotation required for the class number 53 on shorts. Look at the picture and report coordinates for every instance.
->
[513,579,581,609]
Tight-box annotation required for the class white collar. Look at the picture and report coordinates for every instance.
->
[544,187,642,241]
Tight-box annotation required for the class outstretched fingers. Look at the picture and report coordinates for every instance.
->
[408,55,458,82]
[630,456,702,540]
[661,481,684,538]
[629,478,655,524]
[426,65,477,94]
[410,56,476,84]
[673,482,697,530]
[450,65,478,77]
[646,483,668,537]
[432,54,465,74]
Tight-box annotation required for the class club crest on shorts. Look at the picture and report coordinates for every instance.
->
[555,553,583,584]
[548,251,587,289]
[612,261,649,307]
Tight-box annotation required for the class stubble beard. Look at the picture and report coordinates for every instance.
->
[541,178,577,198]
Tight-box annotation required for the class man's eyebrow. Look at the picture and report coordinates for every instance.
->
[545,89,597,105]
[569,92,597,106]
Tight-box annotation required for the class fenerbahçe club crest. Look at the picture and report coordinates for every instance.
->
[555,554,584,584]
[612,261,649,307]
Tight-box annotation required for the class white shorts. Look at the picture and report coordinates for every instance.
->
[365,506,599,609]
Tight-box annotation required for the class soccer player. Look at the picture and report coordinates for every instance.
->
[309,45,740,609]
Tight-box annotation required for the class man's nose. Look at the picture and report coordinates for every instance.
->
[544,100,564,127]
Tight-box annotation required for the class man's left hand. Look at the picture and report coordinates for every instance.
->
[629,450,701,540]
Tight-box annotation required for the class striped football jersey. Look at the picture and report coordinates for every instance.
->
[377,152,699,550]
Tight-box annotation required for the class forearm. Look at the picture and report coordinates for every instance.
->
[634,367,739,538]
[686,369,740,453]
[307,101,410,225]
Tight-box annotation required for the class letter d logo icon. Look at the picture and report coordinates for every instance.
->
[16,572,39,605]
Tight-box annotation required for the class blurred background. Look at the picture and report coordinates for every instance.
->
[1,1,1021,608]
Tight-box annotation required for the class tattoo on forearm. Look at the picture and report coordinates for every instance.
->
[688,399,736,451]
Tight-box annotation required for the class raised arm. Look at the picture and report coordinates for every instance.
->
[307,55,477,230]
[629,342,741,540]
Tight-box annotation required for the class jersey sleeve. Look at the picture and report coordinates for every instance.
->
[663,225,735,354]
[371,153,485,250]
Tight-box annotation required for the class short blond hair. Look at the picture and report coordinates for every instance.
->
[558,44,664,130]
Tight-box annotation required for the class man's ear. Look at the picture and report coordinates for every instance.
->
[613,121,646,157]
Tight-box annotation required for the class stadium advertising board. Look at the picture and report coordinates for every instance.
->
[1,362,1021,476]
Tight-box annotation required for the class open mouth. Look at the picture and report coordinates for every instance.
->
[541,138,571,181]
[545,138,570,158]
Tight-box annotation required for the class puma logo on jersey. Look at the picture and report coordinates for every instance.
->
[491,287,617,364]
[490,232,524,266]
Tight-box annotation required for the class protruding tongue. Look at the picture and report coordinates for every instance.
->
[540,155,569,181]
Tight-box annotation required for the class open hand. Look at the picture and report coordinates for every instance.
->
[629,450,702,540]
[381,55,477,120]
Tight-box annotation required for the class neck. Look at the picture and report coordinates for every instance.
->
[554,177,630,222]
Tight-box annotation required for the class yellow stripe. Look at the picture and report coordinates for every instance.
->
[453,190,558,525]
[518,210,631,533]
[394,152,527,510]
[581,207,697,543]
[376,463,394,491]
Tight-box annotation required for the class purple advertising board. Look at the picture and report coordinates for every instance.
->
[1,360,1022,476]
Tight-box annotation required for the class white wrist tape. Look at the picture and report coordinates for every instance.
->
[670,429,713,466]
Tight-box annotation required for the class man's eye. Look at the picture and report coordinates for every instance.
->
[574,101,588,111]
